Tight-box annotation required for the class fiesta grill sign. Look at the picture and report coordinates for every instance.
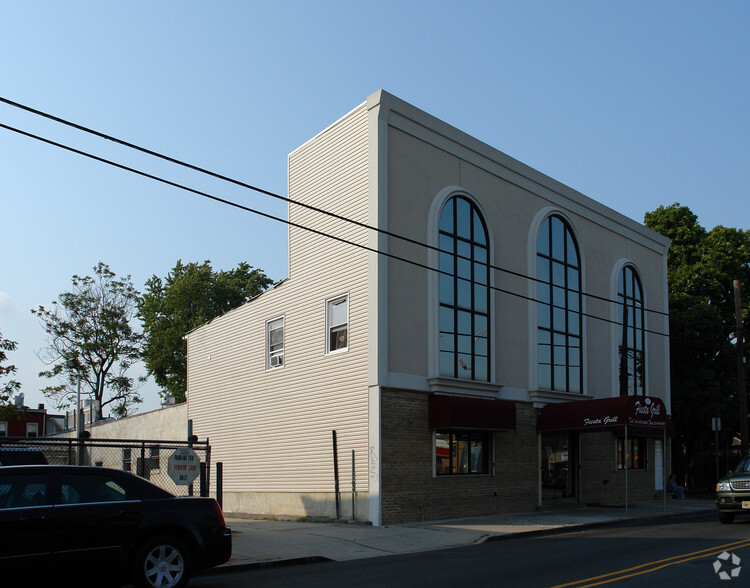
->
[538,396,672,434]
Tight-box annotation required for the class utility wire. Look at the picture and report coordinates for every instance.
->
[0,120,669,338]
[0,96,669,319]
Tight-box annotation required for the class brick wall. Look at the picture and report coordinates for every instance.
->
[579,431,662,503]
[378,389,669,524]
[4,410,46,437]
[380,388,537,525]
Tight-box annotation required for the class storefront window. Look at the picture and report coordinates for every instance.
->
[617,437,646,469]
[435,430,490,475]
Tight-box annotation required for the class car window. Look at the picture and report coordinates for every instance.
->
[60,473,133,504]
[0,473,49,509]
[734,457,750,474]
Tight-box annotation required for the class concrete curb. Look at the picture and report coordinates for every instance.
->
[482,506,716,543]
[197,555,333,576]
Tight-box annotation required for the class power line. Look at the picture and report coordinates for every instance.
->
[0,96,669,319]
[0,120,669,339]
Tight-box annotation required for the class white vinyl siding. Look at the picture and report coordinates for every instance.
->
[187,104,370,494]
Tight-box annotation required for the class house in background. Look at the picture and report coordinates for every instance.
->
[1,394,65,438]
[186,90,672,525]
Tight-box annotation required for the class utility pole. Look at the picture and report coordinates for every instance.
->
[735,280,747,455]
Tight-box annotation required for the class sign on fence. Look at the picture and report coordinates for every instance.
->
[167,447,200,485]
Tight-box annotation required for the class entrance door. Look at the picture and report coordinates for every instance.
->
[541,432,577,505]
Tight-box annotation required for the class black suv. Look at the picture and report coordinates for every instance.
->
[716,454,750,524]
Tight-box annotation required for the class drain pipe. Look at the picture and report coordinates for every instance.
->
[351,450,356,521]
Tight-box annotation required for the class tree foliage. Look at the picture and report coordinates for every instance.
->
[0,329,21,419]
[32,262,144,419]
[139,260,273,403]
[644,204,750,460]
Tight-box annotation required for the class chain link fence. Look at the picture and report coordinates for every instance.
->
[0,437,211,497]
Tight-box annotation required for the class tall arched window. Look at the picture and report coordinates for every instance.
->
[618,265,645,396]
[438,196,490,381]
[536,215,582,393]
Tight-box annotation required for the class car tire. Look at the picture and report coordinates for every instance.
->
[718,512,735,524]
[133,535,192,588]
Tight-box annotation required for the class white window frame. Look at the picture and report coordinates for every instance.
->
[0,421,7,437]
[326,294,349,355]
[26,422,39,437]
[266,316,285,370]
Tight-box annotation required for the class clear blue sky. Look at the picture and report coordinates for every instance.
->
[1,1,747,416]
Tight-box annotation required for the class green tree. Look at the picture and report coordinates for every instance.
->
[0,329,21,419]
[139,260,273,403]
[644,204,750,470]
[32,262,144,419]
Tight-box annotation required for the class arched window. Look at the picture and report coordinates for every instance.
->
[618,265,645,396]
[438,196,490,381]
[536,215,582,393]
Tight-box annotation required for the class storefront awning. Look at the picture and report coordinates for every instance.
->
[429,394,516,431]
[538,396,675,437]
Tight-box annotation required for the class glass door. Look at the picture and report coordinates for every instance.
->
[541,432,577,505]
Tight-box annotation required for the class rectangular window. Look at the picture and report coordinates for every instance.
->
[26,422,39,438]
[0,422,7,437]
[149,445,160,471]
[617,437,647,470]
[435,430,491,475]
[266,317,285,369]
[122,448,132,472]
[326,295,349,354]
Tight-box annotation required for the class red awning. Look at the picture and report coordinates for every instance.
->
[538,396,675,437]
[429,394,516,431]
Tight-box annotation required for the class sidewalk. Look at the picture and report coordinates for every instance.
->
[220,498,715,570]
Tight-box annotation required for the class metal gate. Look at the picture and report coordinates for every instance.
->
[0,437,211,497]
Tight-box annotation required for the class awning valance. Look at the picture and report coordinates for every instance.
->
[429,394,516,431]
[538,396,675,437]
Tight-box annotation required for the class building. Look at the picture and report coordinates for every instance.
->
[64,399,104,431]
[1,394,65,438]
[185,90,672,525]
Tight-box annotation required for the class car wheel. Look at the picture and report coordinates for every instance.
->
[133,535,192,588]
[718,512,735,524]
